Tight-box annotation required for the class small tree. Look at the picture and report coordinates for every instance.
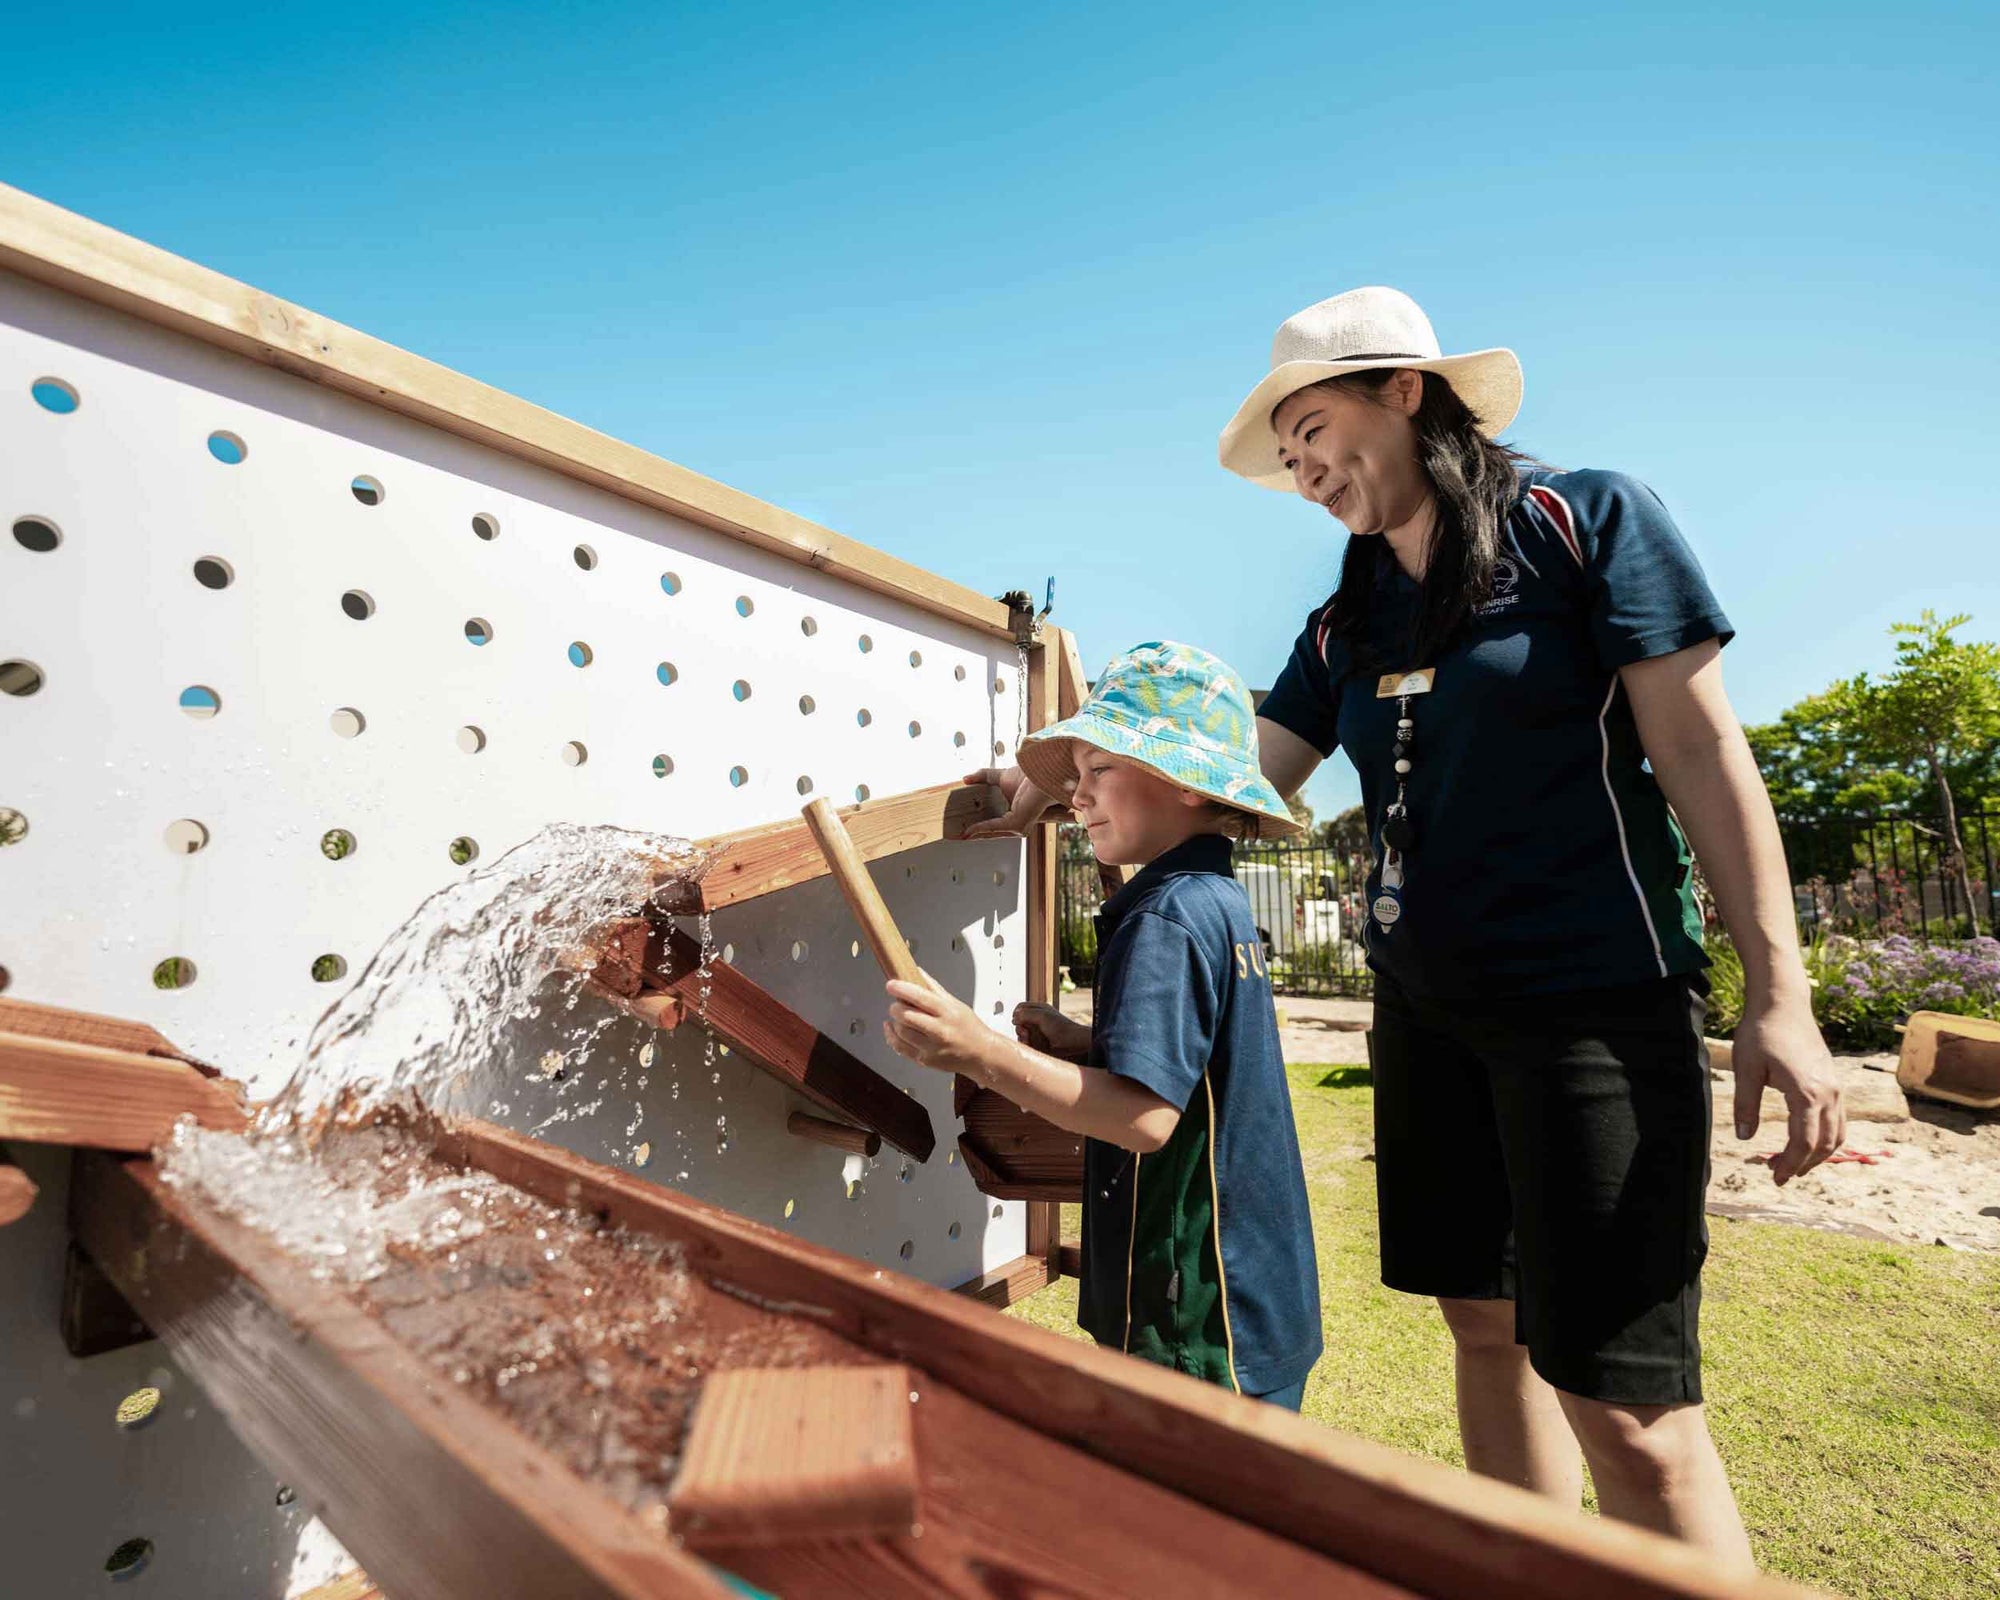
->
[1843,612,2000,934]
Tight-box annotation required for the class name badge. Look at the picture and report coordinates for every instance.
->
[1375,668,1436,699]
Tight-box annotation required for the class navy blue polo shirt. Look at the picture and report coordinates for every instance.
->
[1077,833,1323,1396]
[1259,467,1732,999]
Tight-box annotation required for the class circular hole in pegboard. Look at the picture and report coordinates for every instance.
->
[114,1387,162,1429]
[992,1202,1003,1217]
[848,940,861,958]
[993,740,1006,757]
[310,953,348,983]
[329,707,366,738]
[800,616,818,637]
[951,934,965,952]
[321,828,357,860]
[721,942,736,964]
[176,684,218,717]
[163,819,209,855]
[632,1142,651,1167]
[992,933,1006,949]
[340,589,375,621]
[568,641,593,668]
[471,512,500,541]
[953,731,967,748]
[562,741,589,767]
[790,940,809,962]
[992,868,1007,885]
[656,661,679,687]
[909,650,923,668]
[735,595,755,618]
[846,1179,862,1201]
[728,765,749,788]
[0,808,26,847]
[907,720,922,739]
[464,617,494,646]
[652,754,675,779]
[192,556,234,590]
[105,1536,153,1579]
[783,1198,796,1219]
[795,775,813,796]
[275,1485,297,1508]
[948,1221,962,1240]
[731,679,752,702]
[858,634,874,654]
[573,544,598,571]
[899,1240,914,1261]
[994,675,1007,695]
[797,694,816,716]
[954,664,967,682]
[11,516,60,553]
[31,376,79,414]
[950,868,964,885]
[856,708,872,728]
[854,783,871,802]
[2,661,44,697]
[0,965,9,993]
[448,836,479,866]
[456,725,486,754]
[207,430,247,465]
[152,957,196,991]
[660,571,682,596]
[350,474,384,506]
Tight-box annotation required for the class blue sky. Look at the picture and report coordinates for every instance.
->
[6,1,1994,817]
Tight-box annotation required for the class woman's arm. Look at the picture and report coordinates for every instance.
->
[1258,716,1324,799]
[884,978,1180,1153]
[1621,639,1846,1184]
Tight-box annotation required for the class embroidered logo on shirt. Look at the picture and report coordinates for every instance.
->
[1473,555,1522,617]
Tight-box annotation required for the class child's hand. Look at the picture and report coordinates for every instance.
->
[1013,1002,1090,1060]
[883,975,999,1078]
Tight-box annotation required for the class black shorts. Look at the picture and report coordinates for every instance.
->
[1370,969,1712,1406]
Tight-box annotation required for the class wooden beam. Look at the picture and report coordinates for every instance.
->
[0,995,215,1073]
[1024,634,1064,1269]
[956,1090,1084,1202]
[667,1366,919,1550]
[659,781,1005,915]
[0,183,1016,644]
[71,1151,737,1600]
[443,1120,1804,1600]
[0,1031,248,1150]
[1056,1241,1083,1280]
[952,1251,1057,1310]
[636,923,936,1163]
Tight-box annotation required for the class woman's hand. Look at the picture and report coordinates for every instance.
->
[960,766,1065,839]
[1013,1001,1090,1061]
[884,975,1002,1078]
[1729,996,1846,1186]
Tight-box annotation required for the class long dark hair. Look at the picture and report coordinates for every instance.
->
[1311,370,1533,671]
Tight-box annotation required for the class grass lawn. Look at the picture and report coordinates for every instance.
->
[1006,1063,2000,1600]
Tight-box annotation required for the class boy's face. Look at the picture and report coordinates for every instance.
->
[1070,746,1215,866]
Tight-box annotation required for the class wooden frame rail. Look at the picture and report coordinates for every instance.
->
[0,183,1017,644]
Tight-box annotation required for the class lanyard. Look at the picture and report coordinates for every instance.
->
[1370,669,1432,930]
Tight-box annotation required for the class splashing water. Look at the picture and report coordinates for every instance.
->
[269,822,707,1127]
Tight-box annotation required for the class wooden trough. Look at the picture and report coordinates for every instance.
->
[64,1115,1810,1600]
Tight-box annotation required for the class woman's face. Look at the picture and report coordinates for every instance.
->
[1270,372,1428,537]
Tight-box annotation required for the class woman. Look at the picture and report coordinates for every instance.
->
[970,287,1845,1568]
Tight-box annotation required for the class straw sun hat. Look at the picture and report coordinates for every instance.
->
[1217,286,1522,490]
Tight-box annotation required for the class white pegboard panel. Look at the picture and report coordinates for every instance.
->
[0,267,1038,1596]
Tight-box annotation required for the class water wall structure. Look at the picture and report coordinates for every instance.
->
[0,186,1804,1600]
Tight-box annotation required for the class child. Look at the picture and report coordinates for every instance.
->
[883,641,1323,1409]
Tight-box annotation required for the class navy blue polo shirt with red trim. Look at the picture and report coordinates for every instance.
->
[1077,833,1322,1396]
[1258,468,1733,999]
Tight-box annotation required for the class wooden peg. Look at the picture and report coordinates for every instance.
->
[786,1111,881,1158]
[0,1142,35,1226]
[801,797,922,987]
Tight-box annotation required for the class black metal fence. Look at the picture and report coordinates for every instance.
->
[1054,810,2000,999]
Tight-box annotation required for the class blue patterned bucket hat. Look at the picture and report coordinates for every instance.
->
[1017,641,1302,839]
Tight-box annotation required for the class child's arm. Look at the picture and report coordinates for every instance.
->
[885,978,1180,1154]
